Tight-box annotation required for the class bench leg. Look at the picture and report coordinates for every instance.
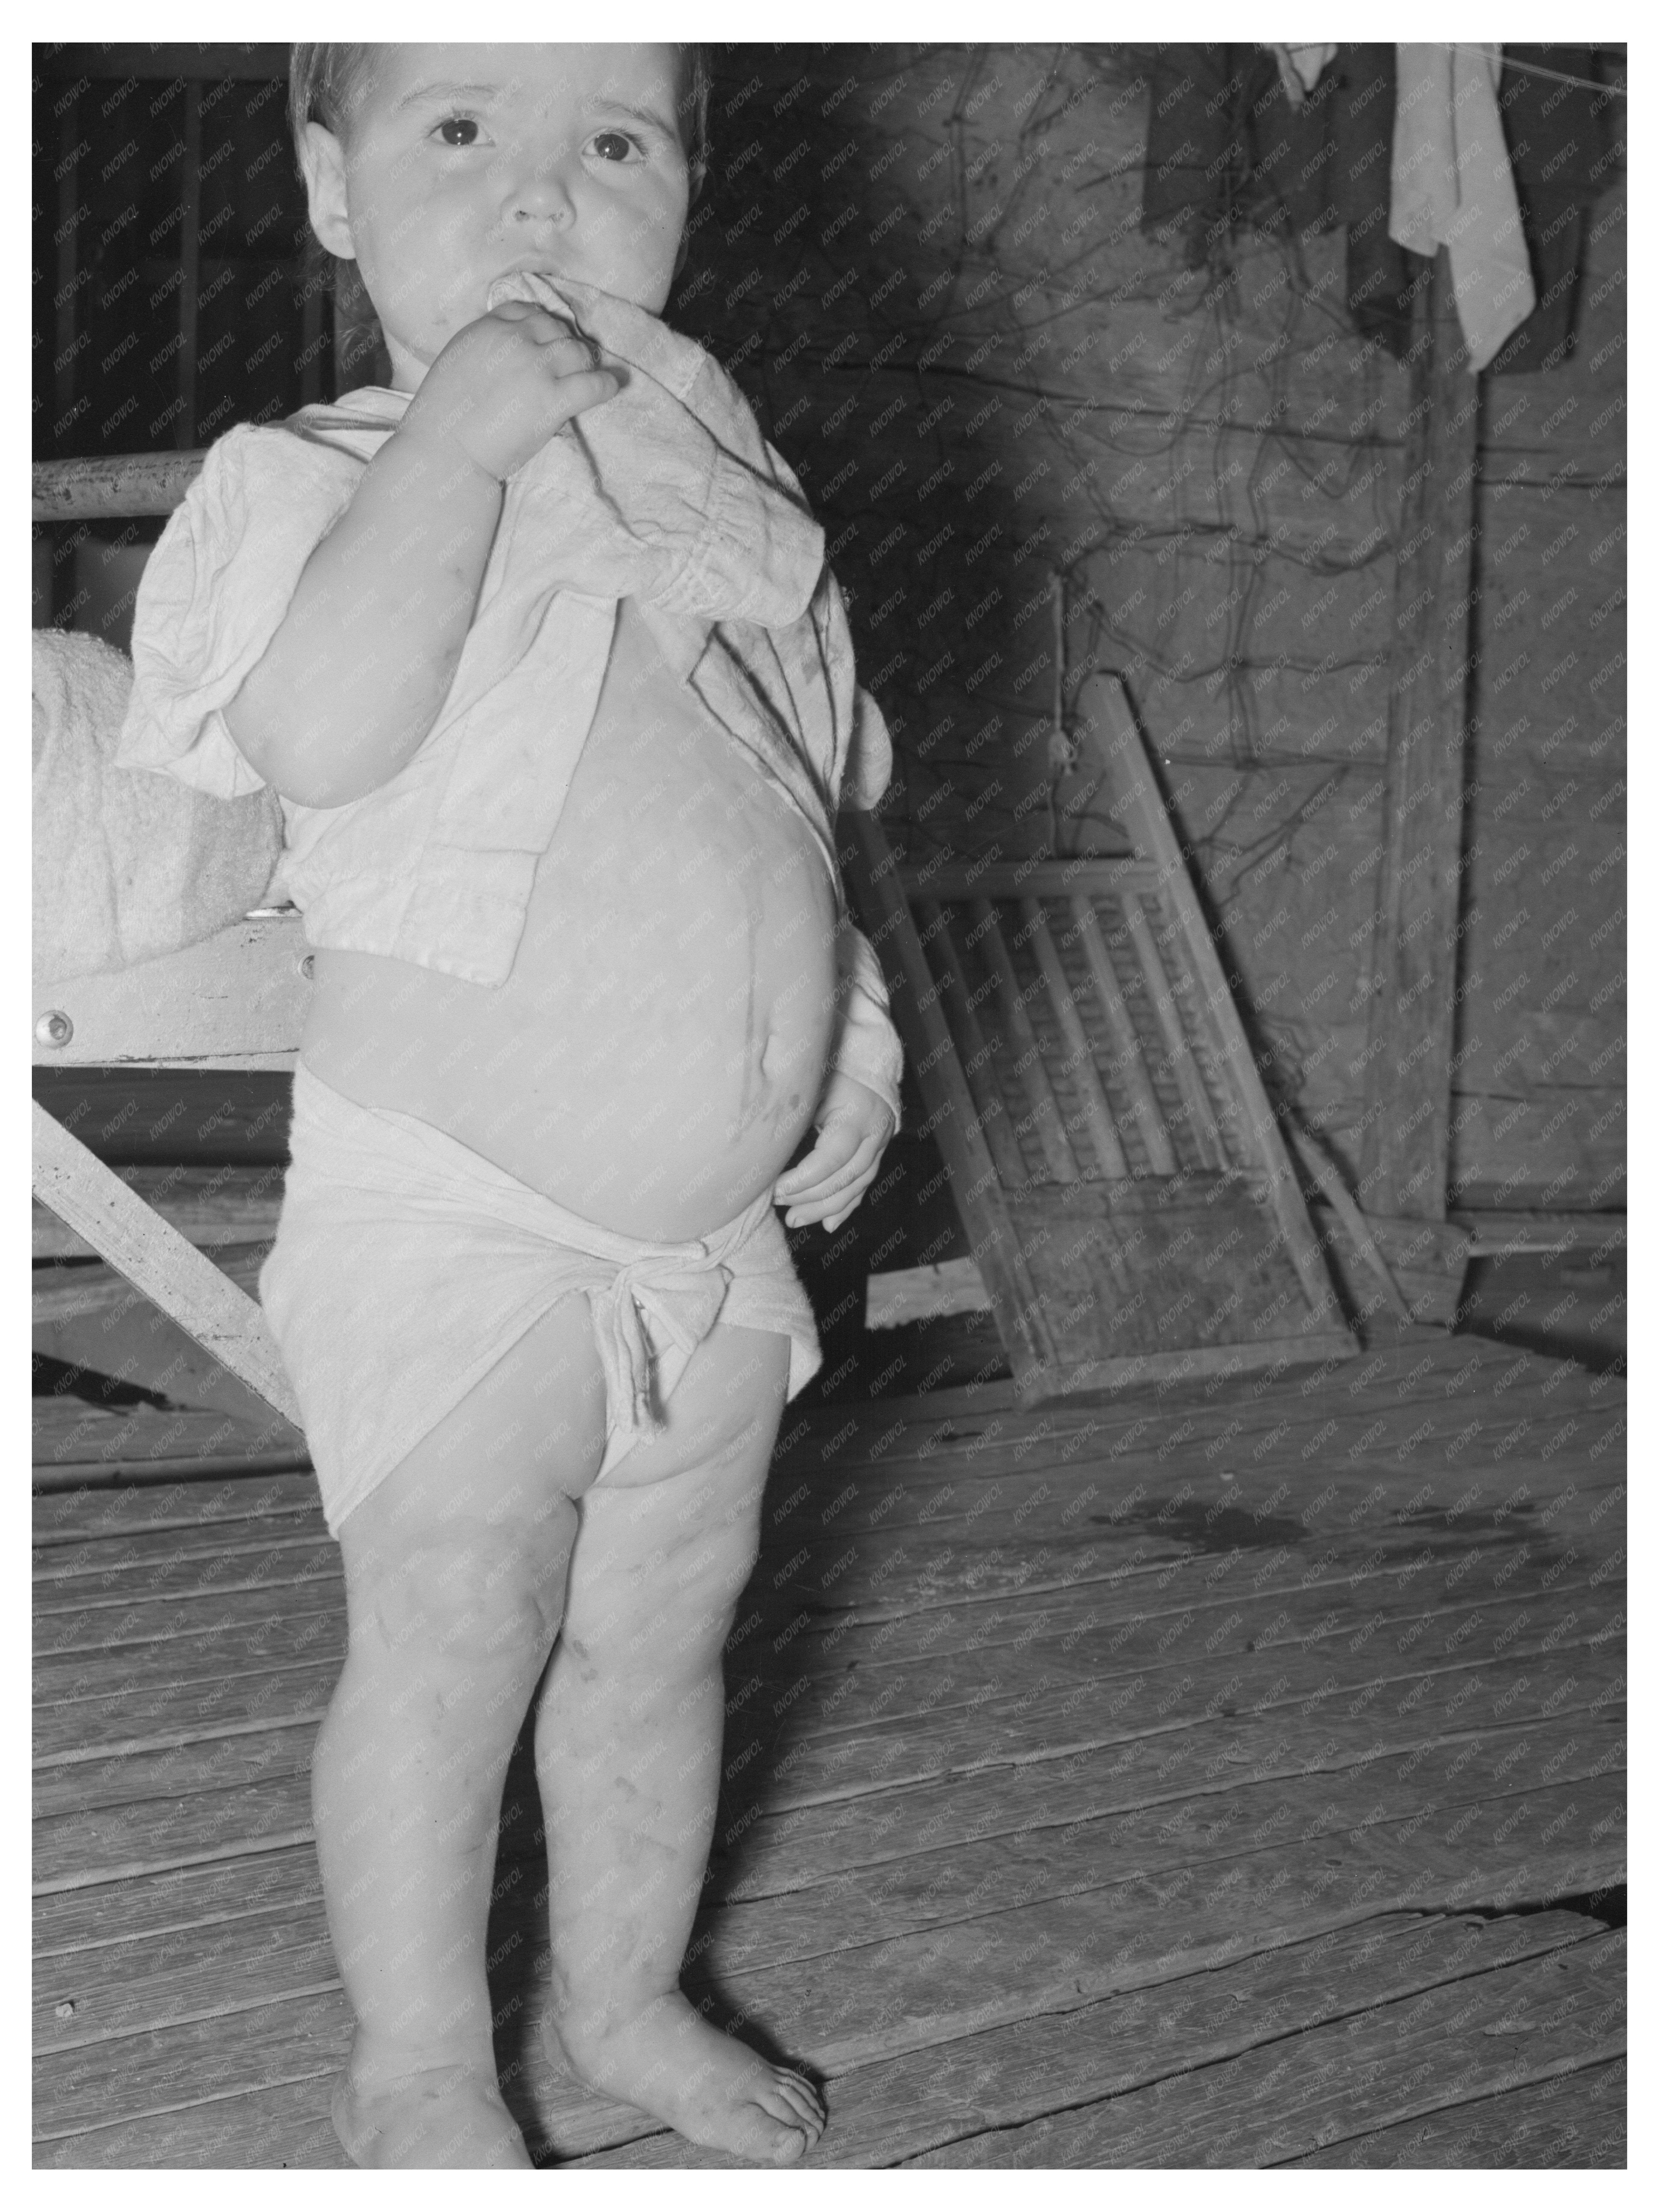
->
[32,1100,304,1430]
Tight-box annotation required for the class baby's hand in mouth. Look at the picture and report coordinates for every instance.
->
[486,270,575,317]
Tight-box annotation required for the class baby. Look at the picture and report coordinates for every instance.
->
[119,43,903,2168]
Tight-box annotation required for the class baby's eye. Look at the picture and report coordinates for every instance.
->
[588,130,641,164]
[434,116,482,149]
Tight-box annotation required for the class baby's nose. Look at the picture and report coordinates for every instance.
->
[503,152,579,225]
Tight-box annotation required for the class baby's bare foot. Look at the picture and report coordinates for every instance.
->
[553,1994,825,2164]
[331,2058,531,2168]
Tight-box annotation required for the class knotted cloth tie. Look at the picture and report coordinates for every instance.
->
[588,1248,735,1444]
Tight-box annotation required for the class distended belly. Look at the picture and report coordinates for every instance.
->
[300,608,840,1243]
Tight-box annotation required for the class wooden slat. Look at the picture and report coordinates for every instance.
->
[843,816,1055,1388]
[1288,2058,1627,2169]
[32,453,205,523]
[917,902,1029,1192]
[33,1470,321,1546]
[33,1750,1624,2143]
[1287,1123,1414,1324]
[1077,676,1352,1340]
[1451,1210,1626,1259]
[899,1930,1625,2168]
[967,896,1079,1182]
[34,1166,287,1259]
[38,1914,1611,2170]
[573,1912,1611,2170]
[1115,888,1225,1167]
[35,1618,1621,1892]
[33,915,309,1069]
[904,858,1152,902]
[1067,897,1178,1173]
[1359,248,1480,1223]
[36,1529,338,1616]
[33,2073,349,2170]
[33,1104,301,1428]
[33,1988,350,2145]
[1019,898,1129,1177]
[30,1696,1610,1957]
[34,1246,268,1327]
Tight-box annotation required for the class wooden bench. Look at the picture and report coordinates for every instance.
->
[34,452,307,1432]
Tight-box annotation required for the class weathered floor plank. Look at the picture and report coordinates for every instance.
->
[32,1528,1618,1776]
[42,1909,1608,2169]
[1285,2054,1626,2168]
[34,1327,1625,2166]
[33,1622,1624,1887]
[33,1728,1625,2062]
[897,1927,1626,2168]
[568,1910,1613,2169]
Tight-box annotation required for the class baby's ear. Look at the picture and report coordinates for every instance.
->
[300,121,356,261]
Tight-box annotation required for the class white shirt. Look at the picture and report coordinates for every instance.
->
[118,283,902,1119]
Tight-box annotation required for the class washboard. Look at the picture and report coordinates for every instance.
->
[842,672,1355,1402]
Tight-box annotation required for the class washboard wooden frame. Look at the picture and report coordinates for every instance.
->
[841,672,1356,1403]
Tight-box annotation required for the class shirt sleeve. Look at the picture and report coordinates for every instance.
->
[117,423,363,799]
[802,553,902,1123]
[827,914,904,1133]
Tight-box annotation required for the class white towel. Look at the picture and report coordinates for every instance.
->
[1390,43,1535,372]
[32,627,283,984]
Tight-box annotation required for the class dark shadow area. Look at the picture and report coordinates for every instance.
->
[1458,1884,1626,1932]
[32,1351,172,1409]
[32,1070,295,1164]
[1453,1245,1626,1376]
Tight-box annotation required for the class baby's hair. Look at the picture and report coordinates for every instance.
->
[287,43,712,206]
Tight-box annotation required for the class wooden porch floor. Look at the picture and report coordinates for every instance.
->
[34,1324,1626,2168]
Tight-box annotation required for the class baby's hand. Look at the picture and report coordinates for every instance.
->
[774,1072,896,1232]
[403,303,623,483]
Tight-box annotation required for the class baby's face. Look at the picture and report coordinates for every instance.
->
[305,44,692,390]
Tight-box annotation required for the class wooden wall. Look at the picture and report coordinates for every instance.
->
[682,44,1625,1219]
[1452,190,1626,1209]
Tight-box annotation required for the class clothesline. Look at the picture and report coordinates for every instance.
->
[1274,44,1624,101]
[1450,46,1622,98]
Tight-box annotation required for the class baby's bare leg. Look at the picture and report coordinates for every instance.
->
[536,1322,826,2164]
[313,1293,607,2168]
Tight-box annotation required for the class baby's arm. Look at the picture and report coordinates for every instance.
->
[224,306,618,809]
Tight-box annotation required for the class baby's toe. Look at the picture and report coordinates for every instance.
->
[764,2120,811,2166]
[760,2070,825,2138]
[783,2079,826,2129]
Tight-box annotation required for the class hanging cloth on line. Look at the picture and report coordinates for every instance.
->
[1389,43,1535,372]
[1270,45,1338,108]
[1140,45,1421,361]
[1487,46,1617,374]
[1139,44,1616,371]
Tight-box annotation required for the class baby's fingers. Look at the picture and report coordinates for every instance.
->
[536,361,624,438]
[778,1133,884,1228]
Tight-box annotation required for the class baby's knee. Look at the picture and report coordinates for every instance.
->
[350,1499,578,1668]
